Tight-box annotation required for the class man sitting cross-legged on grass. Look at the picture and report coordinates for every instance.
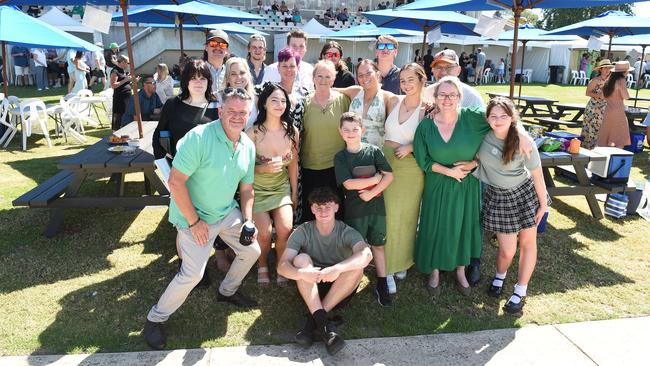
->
[278,187,373,355]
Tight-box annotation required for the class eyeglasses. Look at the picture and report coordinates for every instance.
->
[325,51,340,58]
[433,65,458,73]
[376,43,396,51]
[435,94,459,101]
[143,81,154,85]
[207,40,228,49]
[488,114,512,122]
[223,87,252,100]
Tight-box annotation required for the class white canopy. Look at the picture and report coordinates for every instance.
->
[300,18,331,38]
[38,7,94,34]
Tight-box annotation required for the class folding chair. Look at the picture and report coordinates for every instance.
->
[19,98,52,150]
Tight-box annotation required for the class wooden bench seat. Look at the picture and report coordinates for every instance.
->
[553,165,636,194]
[534,117,581,131]
[12,170,74,208]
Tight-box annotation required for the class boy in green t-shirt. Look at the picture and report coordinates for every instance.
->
[334,112,394,307]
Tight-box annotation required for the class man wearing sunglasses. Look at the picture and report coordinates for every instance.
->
[121,74,162,125]
[425,49,484,109]
[262,29,314,92]
[375,35,401,95]
[204,29,230,94]
[144,88,261,350]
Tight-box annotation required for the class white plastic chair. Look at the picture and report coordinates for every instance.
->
[570,70,579,85]
[644,74,650,89]
[76,89,93,98]
[578,70,588,86]
[523,69,533,84]
[19,98,52,150]
[0,98,18,147]
[627,73,636,88]
[482,68,492,84]
[58,97,86,144]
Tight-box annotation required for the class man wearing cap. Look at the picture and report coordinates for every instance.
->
[89,42,107,89]
[204,29,230,94]
[426,49,484,109]
[262,29,314,92]
[104,43,120,85]
[247,34,267,86]
[475,47,486,85]
[375,35,401,95]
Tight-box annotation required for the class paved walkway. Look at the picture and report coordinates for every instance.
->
[2,316,648,366]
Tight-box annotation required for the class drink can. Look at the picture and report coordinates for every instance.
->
[239,221,256,246]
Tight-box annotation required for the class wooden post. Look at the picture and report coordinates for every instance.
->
[508,7,522,100]
[120,0,143,139]
[1,41,8,98]
[517,39,528,102]
[634,44,647,107]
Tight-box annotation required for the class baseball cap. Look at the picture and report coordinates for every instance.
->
[206,29,229,45]
[431,49,459,68]
[109,42,119,49]
[95,42,104,48]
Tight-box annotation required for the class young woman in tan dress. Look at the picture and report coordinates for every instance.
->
[597,61,632,148]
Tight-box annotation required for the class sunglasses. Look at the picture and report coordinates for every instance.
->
[223,87,252,99]
[325,51,340,58]
[207,40,228,49]
[376,43,396,51]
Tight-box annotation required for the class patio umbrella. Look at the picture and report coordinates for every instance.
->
[496,24,581,100]
[613,34,650,106]
[0,0,196,139]
[362,9,479,62]
[112,0,261,58]
[0,6,101,98]
[144,22,268,36]
[400,0,650,98]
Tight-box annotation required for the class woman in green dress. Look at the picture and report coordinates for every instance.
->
[246,83,299,285]
[413,76,489,297]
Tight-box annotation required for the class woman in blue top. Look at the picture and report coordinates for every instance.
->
[474,97,549,314]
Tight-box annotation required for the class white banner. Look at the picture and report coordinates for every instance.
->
[587,36,604,52]
[82,6,112,34]
[474,15,507,39]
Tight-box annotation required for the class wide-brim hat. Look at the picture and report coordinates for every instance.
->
[613,61,634,73]
[594,59,614,70]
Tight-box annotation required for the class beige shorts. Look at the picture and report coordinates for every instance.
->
[14,65,30,76]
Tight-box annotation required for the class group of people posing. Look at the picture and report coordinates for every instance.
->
[141,30,549,355]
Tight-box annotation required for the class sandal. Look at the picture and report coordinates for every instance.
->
[257,266,270,285]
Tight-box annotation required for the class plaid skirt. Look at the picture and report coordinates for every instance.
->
[481,178,550,234]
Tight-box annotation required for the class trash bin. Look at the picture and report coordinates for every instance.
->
[549,65,565,84]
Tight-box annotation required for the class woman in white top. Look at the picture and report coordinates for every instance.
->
[219,57,257,128]
[71,51,89,95]
[336,59,399,147]
[154,63,174,105]
[382,63,427,293]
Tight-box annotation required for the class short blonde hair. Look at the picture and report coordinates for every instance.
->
[313,59,336,78]
[376,35,399,49]
[220,57,254,97]
[156,63,169,80]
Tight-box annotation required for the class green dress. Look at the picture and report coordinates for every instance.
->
[253,152,293,213]
[413,108,489,272]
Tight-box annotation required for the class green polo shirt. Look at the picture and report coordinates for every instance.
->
[169,120,255,228]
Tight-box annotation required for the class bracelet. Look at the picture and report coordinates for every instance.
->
[188,217,201,228]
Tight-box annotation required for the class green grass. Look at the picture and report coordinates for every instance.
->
[1,84,650,356]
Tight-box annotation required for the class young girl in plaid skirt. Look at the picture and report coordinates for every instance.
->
[474,97,549,314]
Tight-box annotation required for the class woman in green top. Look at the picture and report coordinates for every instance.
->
[475,97,548,314]
[300,60,350,222]
[246,83,299,285]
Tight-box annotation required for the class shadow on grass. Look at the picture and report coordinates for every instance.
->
[549,200,622,243]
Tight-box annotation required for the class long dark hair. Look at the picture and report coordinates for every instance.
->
[319,41,348,72]
[487,97,520,165]
[602,71,626,98]
[254,82,297,148]
[179,59,215,102]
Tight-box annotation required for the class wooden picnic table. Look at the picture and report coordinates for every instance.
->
[553,103,585,122]
[12,121,169,237]
[487,92,558,118]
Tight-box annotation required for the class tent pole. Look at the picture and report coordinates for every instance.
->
[508,7,522,99]
[421,25,429,64]
[121,0,143,139]
[179,20,184,59]
[1,41,8,98]
[607,34,613,58]
[634,44,646,108]
[517,40,528,103]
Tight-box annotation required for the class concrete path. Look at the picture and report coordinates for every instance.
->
[2,316,648,366]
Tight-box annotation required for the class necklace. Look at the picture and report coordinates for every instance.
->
[313,93,333,113]
[402,97,420,114]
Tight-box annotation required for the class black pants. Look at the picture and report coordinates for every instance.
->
[300,167,344,223]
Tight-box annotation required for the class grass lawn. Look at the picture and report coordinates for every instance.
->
[1,83,649,356]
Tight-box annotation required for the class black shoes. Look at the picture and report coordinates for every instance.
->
[295,315,316,348]
[503,294,525,314]
[466,264,481,287]
[216,290,258,308]
[143,320,166,350]
[319,322,346,355]
[196,269,211,289]
[487,277,504,298]
[374,285,392,307]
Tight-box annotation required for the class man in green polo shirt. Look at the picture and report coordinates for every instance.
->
[144,89,261,350]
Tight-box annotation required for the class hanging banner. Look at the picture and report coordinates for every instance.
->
[82,6,112,34]
[474,15,506,39]
[587,36,604,52]
[427,27,442,43]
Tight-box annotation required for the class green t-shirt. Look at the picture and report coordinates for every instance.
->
[169,120,255,228]
[474,130,541,189]
[334,143,393,219]
[287,220,364,267]
[301,93,350,170]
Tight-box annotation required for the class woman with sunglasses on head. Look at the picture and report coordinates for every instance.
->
[245,83,299,285]
[152,59,224,286]
[319,41,355,88]
[475,97,549,315]
[219,57,256,128]
[110,55,133,131]
[413,76,533,299]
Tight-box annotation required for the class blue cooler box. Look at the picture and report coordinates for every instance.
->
[544,131,583,141]
[624,133,645,153]
[588,147,633,185]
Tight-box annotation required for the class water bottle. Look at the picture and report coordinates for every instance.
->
[239,221,256,246]
[159,130,172,155]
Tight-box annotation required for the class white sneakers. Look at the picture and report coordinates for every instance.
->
[387,271,407,294]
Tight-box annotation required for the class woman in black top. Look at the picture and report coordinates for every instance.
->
[319,41,355,88]
[153,59,218,160]
[110,55,133,131]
